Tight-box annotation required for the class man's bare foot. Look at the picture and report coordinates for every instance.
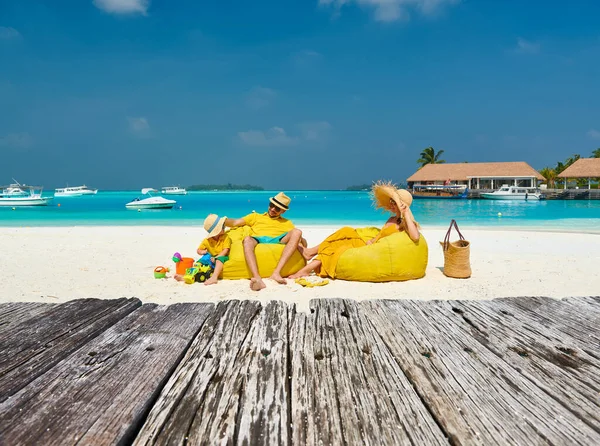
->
[174,274,185,282]
[269,273,287,285]
[204,277,218,286]
[250,277,266,291]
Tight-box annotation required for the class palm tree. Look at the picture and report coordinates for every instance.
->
[592,148,600,158]
[565,154,581,166]
[539,167,557,188]
[417,147,446,167]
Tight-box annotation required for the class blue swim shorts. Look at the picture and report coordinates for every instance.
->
[252,232,288,244]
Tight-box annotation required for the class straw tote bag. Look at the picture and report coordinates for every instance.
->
[440,219,471,278]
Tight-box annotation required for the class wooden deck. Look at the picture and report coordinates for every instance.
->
[1,296,599,445]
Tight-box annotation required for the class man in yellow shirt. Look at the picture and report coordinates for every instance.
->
[225,192,303,291]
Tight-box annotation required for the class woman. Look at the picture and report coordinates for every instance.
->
[290,182,420,279]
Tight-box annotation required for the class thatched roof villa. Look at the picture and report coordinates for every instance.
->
[407,162,544,190]
[557,158,600,189]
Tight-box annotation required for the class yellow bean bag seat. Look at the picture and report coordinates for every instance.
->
[221,226,306,280]
[333,227,428,282]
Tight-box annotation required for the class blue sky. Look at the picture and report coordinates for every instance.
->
[1,0,599,190]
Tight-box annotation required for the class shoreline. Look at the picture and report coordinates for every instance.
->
[1,226,599,314]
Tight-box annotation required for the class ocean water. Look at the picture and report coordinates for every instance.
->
[1,190,600,232]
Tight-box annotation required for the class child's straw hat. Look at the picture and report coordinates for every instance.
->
[204,214,227,238]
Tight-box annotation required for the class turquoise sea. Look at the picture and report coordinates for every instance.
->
[1,190,600,232]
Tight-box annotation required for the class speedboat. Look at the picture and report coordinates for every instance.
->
[55,185,98,197]
[126,188,176,209]
[481,185,545,200]
[0,181,53,206]
[412,184,468,199]
[161,186,187,195]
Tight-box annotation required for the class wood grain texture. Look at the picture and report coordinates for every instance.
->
[0,303,212,446]
[0,297,141,402]
[0,302,55,335]
[289,299,448,446]
[362,299,600,445]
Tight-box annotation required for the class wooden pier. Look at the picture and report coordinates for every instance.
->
[1,296,599,445]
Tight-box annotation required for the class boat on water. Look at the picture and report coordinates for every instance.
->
[411,184,469,199]
[480,185,545,200]
[126,188,176,209]
[55,185,98,197]
[0,181,53,206]
[161,186,187,195]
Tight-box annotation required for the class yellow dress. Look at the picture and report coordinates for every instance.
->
[317,225,400,278]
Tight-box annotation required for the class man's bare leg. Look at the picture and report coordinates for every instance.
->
[243,236,266,291]
[271,228,303,284]
[288,259,322,279]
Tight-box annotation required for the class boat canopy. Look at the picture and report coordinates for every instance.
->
[141,188,158,194]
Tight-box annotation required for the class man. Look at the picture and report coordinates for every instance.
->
[225,192,303,291]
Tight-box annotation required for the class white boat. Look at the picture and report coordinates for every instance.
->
[161,186,187,195]
[126,188,176,209]
[55,185,98,197]
[481,185,545,200]
[0,182,53,206]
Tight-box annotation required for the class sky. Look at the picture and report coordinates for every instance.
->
[1,0,600,190]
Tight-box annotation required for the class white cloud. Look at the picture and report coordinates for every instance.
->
[0,133,33,149]
[127,117,151,137]
[515,37,540,54]
[238,127,298,147]
[245,86,276,110]
[0,26,21,39]
[587,129,600,140]
[292,49,323,67]
[93,0,149,15]
[319,0,459,22]
[299,121,332,141]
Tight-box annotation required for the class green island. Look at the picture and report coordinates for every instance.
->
[187,183,264,191]
[346,184,372,191]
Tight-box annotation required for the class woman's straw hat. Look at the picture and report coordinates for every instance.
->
[204,214,227,238]
[371,181,413,213]
[269,192,291,210]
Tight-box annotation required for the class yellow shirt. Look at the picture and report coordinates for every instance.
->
[198,234,232,256]
[242,212,295,237]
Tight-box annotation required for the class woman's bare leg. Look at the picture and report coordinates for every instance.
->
[288,259,322,279]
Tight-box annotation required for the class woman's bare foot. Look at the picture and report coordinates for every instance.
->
[298,245,317,261]
[288,272,306,279]
[204,277,218,286]
[250,277,266,291]
[269,273,287,285]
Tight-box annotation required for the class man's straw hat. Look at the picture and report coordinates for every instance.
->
[204,214,227,238]
[269,192,291,210]
[371,181,414,213]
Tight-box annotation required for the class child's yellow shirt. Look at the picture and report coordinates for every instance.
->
[198,234,232,256]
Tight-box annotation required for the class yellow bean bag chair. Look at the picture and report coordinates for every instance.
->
[333,227,428,282]
[222,226,306,280]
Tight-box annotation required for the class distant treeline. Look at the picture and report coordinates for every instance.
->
[346,184,371,191]
[188,183,264,191]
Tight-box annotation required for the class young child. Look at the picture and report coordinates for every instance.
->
[175,214,231,286]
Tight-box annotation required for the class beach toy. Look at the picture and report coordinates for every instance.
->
[154,266,170,279]
[175,257,194,275]
[183,266,199,284]
[172,252,182,263]
[498,212,502,217]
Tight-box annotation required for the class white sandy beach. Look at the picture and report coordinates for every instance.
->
[1,226,598,314]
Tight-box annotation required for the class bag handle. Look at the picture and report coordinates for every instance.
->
[443,219,465,251]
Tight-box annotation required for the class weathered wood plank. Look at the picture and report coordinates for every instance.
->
[492,297,600,351]
[289,299,448,446]
[362,299,600,445]
[430,300,600,432]
[133,300,264,445]
[0,302,56,334]
[0,302,213,445]
[0,297,141,402]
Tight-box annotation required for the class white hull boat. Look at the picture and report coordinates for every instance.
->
[55,185,98,197]
[0,182,53,206]
[126,188,176,209]
[161,186,187,195]
[481,185,545,200]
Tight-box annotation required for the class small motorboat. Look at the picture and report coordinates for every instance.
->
[126,188,176,209]
[0,181,53,207]
[161,186,187,195]
[55,185,98,197]
[481,185,545,200]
